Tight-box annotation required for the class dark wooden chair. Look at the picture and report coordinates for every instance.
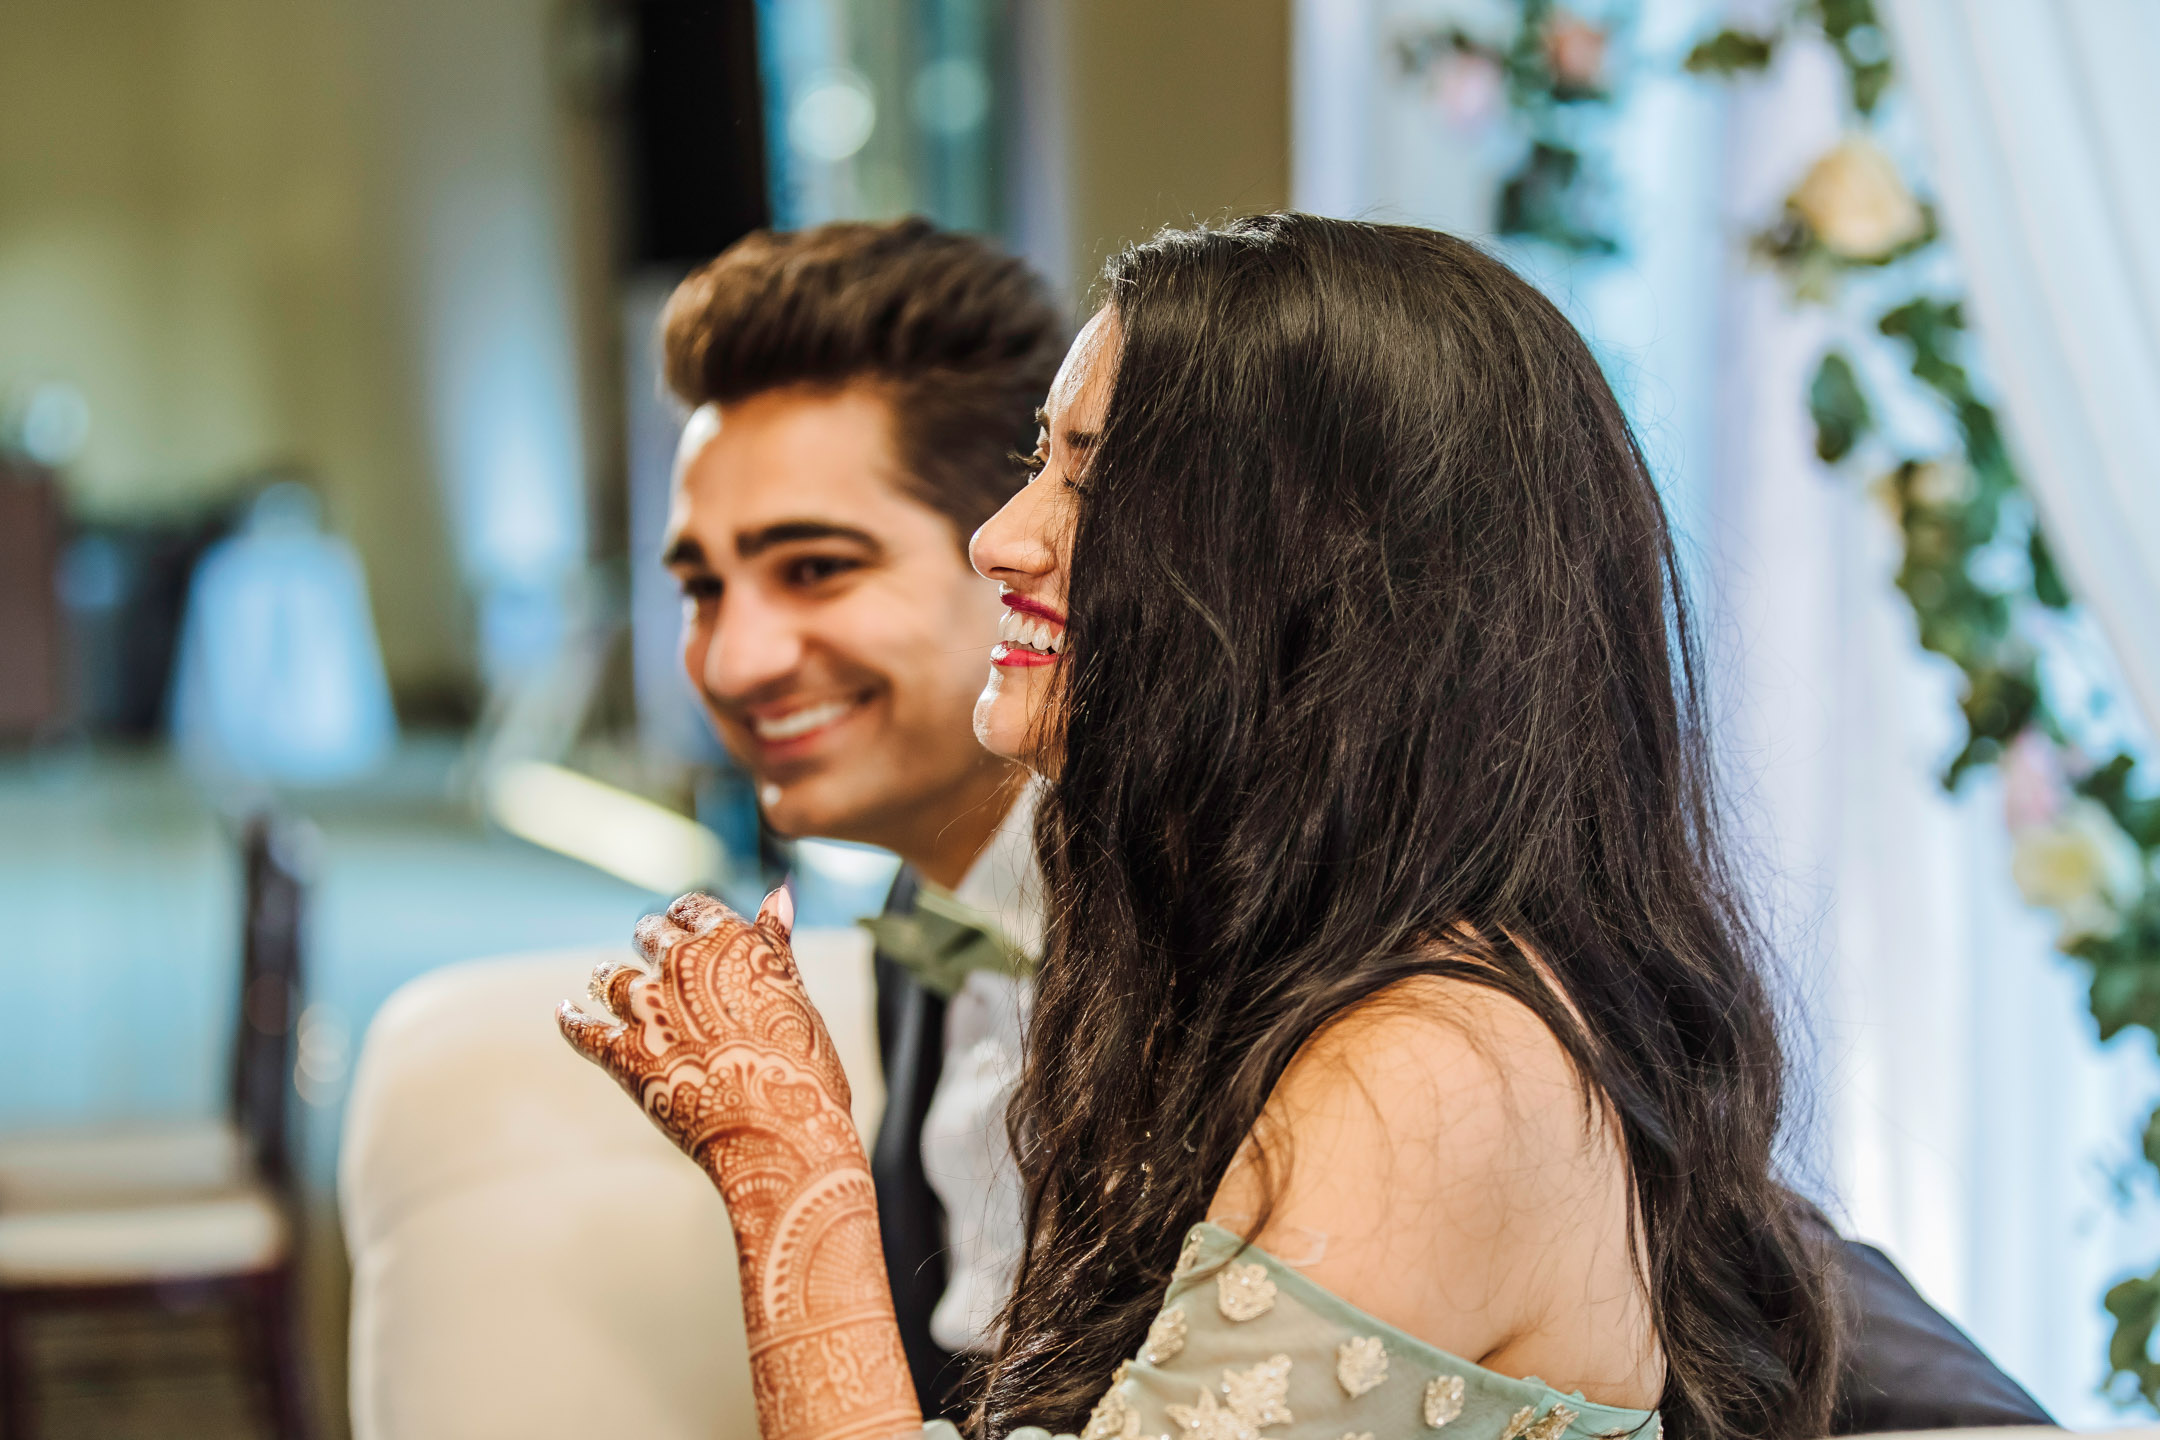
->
[0,814,317,1438]
[0,462,63,743]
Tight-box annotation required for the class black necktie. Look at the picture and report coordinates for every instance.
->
[869,867,970,1419]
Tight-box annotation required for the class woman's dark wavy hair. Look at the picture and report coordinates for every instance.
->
[975,215,1842,1440]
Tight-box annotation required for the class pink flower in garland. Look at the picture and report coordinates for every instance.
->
[2002,728,2068,834]
[1433,49,1505,129]
[1543,12,1608,92]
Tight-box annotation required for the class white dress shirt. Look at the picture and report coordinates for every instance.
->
[920,784,1040,1354]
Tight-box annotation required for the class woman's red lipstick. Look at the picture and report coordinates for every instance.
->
[1002,593,1065,624]
[993,591,1065,668]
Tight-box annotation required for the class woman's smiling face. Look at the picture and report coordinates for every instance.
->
[967,307,1119,774]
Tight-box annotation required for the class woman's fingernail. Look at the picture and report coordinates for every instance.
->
[765,885,795,935]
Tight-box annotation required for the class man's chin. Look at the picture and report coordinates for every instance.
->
[755,753,1009,854]
[754,771,869,846]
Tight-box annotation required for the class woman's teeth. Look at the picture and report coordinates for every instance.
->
[752,699,854,741]
[998,609,1064,654]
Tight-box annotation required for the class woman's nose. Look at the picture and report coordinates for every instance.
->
[969,479,1059,583]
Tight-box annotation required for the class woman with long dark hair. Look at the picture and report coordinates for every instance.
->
[563,214,1842,1440]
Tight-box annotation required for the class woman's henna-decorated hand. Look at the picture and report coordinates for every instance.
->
[559,889,921,1440]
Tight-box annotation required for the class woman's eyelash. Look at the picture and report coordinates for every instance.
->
[1013,448,1086,494]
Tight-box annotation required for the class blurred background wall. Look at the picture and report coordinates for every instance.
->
[0,0,1293,720]
[0,0,467,700]
[1056,0,1289,294]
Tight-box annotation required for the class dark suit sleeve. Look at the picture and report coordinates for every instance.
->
[1827,1231,2053,1433]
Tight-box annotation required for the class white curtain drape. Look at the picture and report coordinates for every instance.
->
[1882,0,2160,735]
[1708,39,2156,1426]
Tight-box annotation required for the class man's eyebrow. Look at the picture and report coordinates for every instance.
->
[735,520,884,560]
[661,535,706,568]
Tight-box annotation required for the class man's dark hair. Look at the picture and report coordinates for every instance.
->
[662,218,1069,543]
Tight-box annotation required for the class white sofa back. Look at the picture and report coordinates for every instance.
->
[340,931,882,1440]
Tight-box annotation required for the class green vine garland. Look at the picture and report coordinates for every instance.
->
[1406,0,2160,1408]
[1395,0,1625,255]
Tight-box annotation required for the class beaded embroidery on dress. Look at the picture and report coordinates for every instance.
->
[922,1223,1660,1440]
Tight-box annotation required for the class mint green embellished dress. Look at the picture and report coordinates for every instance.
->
[923,1222,1661,1440]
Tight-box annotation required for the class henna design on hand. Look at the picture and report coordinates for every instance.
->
[559,889,921,1440]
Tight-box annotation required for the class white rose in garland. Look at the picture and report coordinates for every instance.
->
[1790,136,1926,261]
[2011,797,2148,944]
[1906,456,1974,508]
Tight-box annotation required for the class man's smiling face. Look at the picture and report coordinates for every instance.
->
[664,384,1014,852]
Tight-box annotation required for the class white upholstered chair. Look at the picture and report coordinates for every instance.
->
[339,929,883,1440]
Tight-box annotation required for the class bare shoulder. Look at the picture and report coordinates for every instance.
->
[1209,973,1639,1369]
[1300,972,1584,1092]
[1271,974,1596,1173]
